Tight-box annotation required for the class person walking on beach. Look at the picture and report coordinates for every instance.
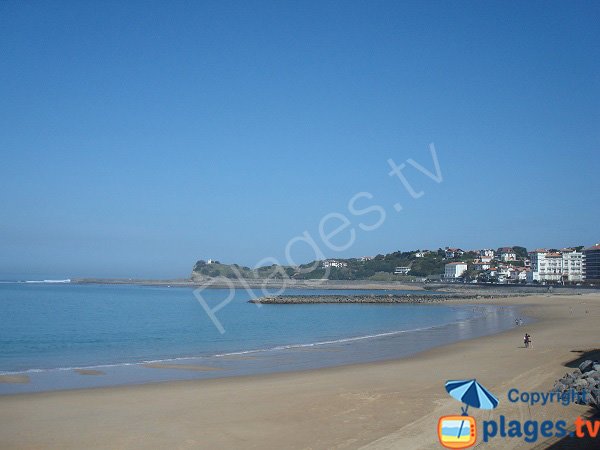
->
[524,333,531,348]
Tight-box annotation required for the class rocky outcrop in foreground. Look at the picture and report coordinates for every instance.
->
[553,359,600,411]
[248,293,527,304]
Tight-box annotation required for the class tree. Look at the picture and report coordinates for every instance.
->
[461,268,479,282]
[513,246,528,259]
[193,260,207,271]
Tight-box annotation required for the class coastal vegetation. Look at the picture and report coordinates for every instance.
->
[192,247,528,281]
[192,260,292,279]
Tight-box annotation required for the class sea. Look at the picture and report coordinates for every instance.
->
[0,282,524,394]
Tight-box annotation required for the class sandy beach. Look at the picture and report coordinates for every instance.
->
[1,293,599,449]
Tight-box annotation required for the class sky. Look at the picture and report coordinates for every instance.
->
[1,1,599,279]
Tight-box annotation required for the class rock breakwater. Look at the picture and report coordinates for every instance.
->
[248,293,527,304]
[553,359,600,411]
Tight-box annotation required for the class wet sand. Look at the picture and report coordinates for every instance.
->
[0,375,30,384]
[143,363,224,372]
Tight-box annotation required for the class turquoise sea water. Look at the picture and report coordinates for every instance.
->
[0,283,522,393]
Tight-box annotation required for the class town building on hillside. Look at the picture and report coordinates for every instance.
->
[498,247,517,262]
[510,267,529,282]
[472,260,491,271]
[480,249,495,259]
[394,266,411,275]
[583,244,600,282]
[360,256,373,262]
[527,249,585,283]
[444,262,468,279]
[445,247,465,259]
[486,267,498,277]
[322,260,348,268]
[497,265,513,279]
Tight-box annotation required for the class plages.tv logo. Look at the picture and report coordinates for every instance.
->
[438,379,499,449]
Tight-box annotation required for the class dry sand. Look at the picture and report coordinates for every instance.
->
[0,293,599,449]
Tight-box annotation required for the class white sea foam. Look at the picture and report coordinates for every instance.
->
[24,279,71,283]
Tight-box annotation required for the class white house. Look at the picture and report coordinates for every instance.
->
[480,249,495,259]
[486,267,498,277]
[472,260,491,271]
[445,247,465,259]
[510,267,529,282]
[498,247,517,262]
[444,262,468,279]
[323,260,348,268]
[394,266,411,275]
[497,265,513,278]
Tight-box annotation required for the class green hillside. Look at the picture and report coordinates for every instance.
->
[191,248,469,281]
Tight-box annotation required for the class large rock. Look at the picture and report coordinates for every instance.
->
[553,367,600,411]
[563,372,579,385]
[579,360,595,374]
[589,389,600,409]
[582,370,599,379]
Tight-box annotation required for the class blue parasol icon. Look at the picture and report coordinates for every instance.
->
[444,379,499,440]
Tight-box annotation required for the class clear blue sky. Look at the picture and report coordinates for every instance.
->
[1,1,599,279]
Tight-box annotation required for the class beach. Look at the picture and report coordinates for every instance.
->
[1,293,599,449]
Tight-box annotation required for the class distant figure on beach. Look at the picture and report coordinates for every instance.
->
[524,333,532,348]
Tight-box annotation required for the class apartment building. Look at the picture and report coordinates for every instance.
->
[583,244,600,281]
[444,262,468,279]
[527,249,585,283]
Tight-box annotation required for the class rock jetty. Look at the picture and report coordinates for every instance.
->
[248,293,526,304]
[553,359,600,411]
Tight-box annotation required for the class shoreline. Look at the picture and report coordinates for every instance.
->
[69,277,428,291]
[47,277,600,294]
[1,294,599,449]
[0,301,522,393]
[248,292,531,303]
